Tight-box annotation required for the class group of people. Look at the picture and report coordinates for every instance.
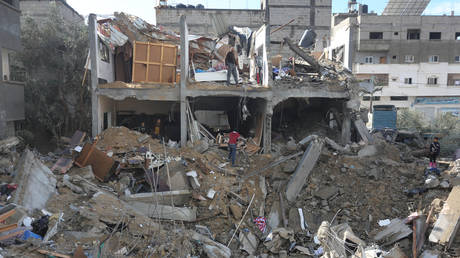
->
[137,119,163,139]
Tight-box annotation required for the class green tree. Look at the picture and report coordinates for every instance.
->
[18,10,91,143]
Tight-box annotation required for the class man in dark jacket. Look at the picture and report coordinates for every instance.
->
[429,137,441,168]
[225,47,238,86]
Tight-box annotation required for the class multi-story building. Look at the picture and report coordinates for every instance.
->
[154,0,331,56]
[329,2,460,120]
[19,0,83,25]
[0,0,24,139]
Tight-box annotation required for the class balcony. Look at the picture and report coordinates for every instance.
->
[0,80,25,121]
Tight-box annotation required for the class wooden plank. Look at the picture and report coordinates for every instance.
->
[145,41,151,83]
[0,224,18,233]
[0,209,15,222]
[131,41,137,83]
[159,43,164,83]
[37,249,71,258]
[429,185,460,248]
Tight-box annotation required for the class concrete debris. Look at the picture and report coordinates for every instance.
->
[286,139,324,202]
[428,185,460,248]
[239,231,258,255]
[420,250,440,258]
[0,121,456,256]
[358,144,378,157]
[192,232,231,258]
[374,218,413,246]
[12,149,57,212]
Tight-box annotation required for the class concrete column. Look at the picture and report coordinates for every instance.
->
[180,15,189,147]
[341,109,351,144]
[263,101,272,153]
[0,111,6,140]
[88,14,100,138]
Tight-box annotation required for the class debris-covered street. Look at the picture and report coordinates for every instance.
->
[2,0,460,257]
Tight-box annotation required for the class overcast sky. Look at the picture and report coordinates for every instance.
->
[66,0,460,23]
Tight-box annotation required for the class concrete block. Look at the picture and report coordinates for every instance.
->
[358,145,378,157]
[353,119,374,144]
[374,218,412,245]
[429,185,460,248]
[129,201,197,222]
[12,150,57,212]
[286,140,324,202]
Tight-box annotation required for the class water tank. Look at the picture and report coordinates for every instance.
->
[362,4,369,14]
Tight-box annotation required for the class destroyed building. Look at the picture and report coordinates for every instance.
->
[1,2,460,258]
[88,11,360,155]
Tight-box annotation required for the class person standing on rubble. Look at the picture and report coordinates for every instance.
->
[152,118,162,140]
[225,47,238,86]
[228,130,240,167]
[429,137,441,168]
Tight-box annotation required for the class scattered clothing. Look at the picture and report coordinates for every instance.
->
[254,216,267,233]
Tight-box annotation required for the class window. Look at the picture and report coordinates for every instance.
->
[369,32,383,40]
[394,32,399,36]
[362,96,381,101]
[456,32,460,40]
[379,56,386,64]
[364,56,374,64]
[98,40,110,63]
[429,55,439,63]
[391,96,409,101]
[455,56,460,62]
[404,55,414,63]
[407,29,420,40]
[429,32,441,40]
[392,55,397,60]
[427,77,438,85]
[404,78,412,84]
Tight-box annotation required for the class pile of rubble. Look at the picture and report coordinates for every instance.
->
[0,126,459,257]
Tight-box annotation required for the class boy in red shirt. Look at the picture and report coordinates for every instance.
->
[228,131,240,166]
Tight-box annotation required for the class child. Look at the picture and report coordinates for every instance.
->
[429,137,441,168]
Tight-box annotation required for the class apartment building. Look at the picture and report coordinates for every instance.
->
[19,0,83,25]
[0,0,24,139]
[329,8,460,120]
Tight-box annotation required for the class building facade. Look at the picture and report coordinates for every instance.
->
[329,13,460,120]
[0,0,24,139]
[154,0,332,56]
[19,0,83,25]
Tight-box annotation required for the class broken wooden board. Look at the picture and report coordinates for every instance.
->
[75,143,116,182]
[429,185,460,248]
[374,218,412,246]
[286,140,324,202]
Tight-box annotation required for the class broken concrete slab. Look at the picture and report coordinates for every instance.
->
[383,245,408,258]
[358,145,378,157]
[123,190,192,206]
[129,201,197,222]
[354,119,374,144]
[374,218,412,246]
[429,185,460,248]
[324,137,351,154]
[268,201,280,229]
[191,232,231,258]
[314,186,339,200]
[12,149,57,212]
[286,140,324,202]
[229,204,242,220]
[239,231,258,255]
[282,160,297,173]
